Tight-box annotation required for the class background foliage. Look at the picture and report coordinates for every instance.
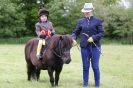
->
[0,0,133,43]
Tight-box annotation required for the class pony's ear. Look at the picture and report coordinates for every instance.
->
[59,36,63,40]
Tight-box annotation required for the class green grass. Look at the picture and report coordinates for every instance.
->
[0,44,133,88]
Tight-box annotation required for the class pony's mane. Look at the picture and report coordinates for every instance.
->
[47,35,73,49]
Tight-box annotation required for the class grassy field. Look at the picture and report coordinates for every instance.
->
[0,44,133,88]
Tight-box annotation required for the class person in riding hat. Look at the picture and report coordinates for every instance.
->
[35,8,55,60]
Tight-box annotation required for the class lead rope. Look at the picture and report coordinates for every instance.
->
[82,33,103,56]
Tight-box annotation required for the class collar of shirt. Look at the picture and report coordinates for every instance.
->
[85,16,93,20]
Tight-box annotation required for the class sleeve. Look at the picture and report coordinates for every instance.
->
[49,22,55,33]
[35,23,41,37]
[71,20,82,40]
[92,20,104,41]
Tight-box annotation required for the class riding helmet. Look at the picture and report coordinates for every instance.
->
[38,8,49,17]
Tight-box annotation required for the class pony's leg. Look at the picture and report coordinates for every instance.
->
[27,64,37,80]
[55,66,63,86]
[36,68,41,81]
[31,67,37,80]
[27,64,33,81]
[47,67,54,87]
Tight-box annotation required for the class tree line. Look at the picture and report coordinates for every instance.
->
[0,0,133,43]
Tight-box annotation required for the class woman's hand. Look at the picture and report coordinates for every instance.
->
[87,37,93,43]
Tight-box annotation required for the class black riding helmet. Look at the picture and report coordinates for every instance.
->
[38,8,49,17]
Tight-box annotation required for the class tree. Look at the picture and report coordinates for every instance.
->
[0,0,26,37]
[1,0,133,44]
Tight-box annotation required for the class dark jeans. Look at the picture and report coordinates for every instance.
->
[81,45,101,87]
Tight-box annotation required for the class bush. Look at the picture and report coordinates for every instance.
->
[0,0,27,38]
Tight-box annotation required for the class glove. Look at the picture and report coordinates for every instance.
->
[72,39,77,46]
[87,37,93,43]
[40,30,46,35]
[47,30,52,37]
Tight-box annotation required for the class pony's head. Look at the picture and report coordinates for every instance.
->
[50,35,73,64]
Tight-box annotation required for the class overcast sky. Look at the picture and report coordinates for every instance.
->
[120,0,131,8]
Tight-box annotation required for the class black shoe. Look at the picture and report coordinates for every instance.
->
[36,55,42,60]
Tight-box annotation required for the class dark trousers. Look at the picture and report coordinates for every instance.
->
[81,45,101,87]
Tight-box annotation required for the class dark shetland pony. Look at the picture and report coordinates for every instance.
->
[24,34,73,86]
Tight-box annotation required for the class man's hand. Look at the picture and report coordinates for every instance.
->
[87,37,93,43]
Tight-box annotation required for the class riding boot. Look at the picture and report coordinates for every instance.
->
[36,39,45,60]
